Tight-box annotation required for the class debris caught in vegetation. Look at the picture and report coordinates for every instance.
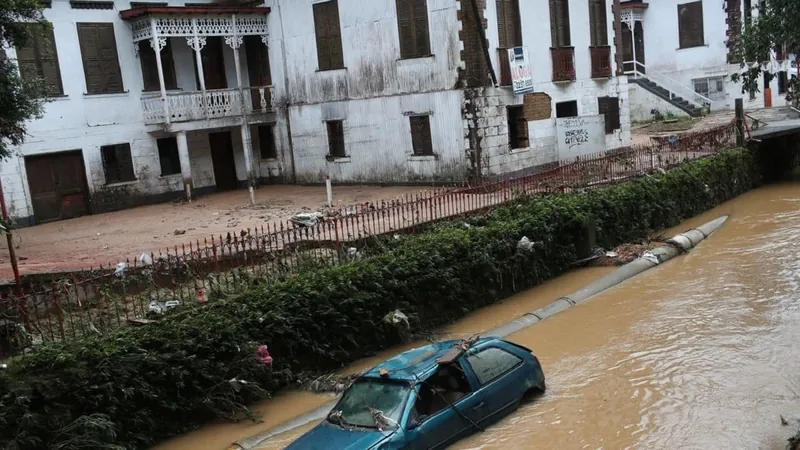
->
[383,310,410,329]
[256,344,273,367]
[114,262,127,277]
[517,236,539,252]
[592,241,665,266]
[147,300,179,315]
[290,212,324,227]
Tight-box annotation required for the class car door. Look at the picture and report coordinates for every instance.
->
[464,345,527,426]
[404,362,487,450]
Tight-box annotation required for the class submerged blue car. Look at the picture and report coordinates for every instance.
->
[285,336,546,450]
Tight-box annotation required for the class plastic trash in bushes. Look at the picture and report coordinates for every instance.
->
[256,344,273,367]
[383,309,410,328]
[289,212,324,227]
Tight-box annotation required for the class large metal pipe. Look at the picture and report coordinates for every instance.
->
[231,215,729,449]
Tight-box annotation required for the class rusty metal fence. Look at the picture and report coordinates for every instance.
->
[0,121,736,357]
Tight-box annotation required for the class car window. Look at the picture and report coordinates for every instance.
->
[331,379,410,429]
[410,363,472,425]
[466,347,522,385]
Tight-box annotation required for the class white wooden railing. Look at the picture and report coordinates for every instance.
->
[623,61,713,110]
[141,86,275,125]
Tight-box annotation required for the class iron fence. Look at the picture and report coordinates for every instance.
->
[0,121,736,357]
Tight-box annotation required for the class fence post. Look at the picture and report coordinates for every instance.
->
[735,98,745,146]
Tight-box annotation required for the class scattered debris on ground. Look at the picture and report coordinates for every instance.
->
[296,372,361,394]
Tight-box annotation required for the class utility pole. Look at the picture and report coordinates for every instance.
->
[0,178,22,296]
[613,0,624,75]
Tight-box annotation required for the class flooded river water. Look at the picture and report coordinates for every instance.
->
[154,181,800,450]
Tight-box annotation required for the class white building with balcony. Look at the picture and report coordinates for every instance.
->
[621,0,792,121]
[1,0,631,226]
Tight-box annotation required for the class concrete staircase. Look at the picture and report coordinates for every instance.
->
[630,77,703,117]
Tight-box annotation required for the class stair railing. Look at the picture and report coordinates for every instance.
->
[623,60,713,111]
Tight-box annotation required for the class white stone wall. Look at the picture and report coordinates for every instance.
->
[627,83,691,122]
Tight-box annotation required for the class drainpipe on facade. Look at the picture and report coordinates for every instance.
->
[231,14,258,205]
[276,0,297,184]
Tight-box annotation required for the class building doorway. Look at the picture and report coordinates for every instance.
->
[24,150,90,224]
[622,21,645,74]
[208,131,238,191]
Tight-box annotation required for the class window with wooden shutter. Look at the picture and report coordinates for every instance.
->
[396,0,431,59]
[496,0,522,49]
[326,120,346,158]
[549,0,571,48]
[244,35,271,86]
[157,137,180,176]
[77,23,124,94]
[588,0,608,46]
[313,1,345,71]
[409,115,433,156]
[255,124,277,159]
[507,106,529,149]
[100,143,136,184]
[138,39,177,91]
[15,23,64,97]
[597,96,620,134]
[678,1,704,49]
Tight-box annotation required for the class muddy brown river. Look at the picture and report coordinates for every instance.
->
[154,181,800,450]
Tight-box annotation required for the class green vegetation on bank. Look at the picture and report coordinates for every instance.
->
[0,148,767,449]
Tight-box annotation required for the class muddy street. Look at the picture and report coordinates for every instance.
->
[154,180,800,450]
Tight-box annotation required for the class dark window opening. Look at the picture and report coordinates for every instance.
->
[778,71,788,95]
[466,347,523,385]
[507,105,529,149]
[555,100,578,118]
[313,0,345,71]
[743,0,752,26]
[257,125,278,159]
[597,96,621,134]
[101,143,136,184]
[409,115,434,156]
[396,0,431,59]
[138,39,177,91]
[14,23,64,97]
[678,1,704,49]
[410,364,473,425]
[496,0,522,49]
[588,0,608,46]
[326,120,346,158]
[157,137,180,176]
[549,0,571,48]
[77,23,124,94]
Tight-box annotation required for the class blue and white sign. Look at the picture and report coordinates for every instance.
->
[508,47,534,95]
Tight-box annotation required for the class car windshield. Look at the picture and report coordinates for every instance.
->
[329,379,411,429]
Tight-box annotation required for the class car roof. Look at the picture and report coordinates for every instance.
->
[360,336,498,382]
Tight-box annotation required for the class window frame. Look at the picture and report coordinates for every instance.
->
[100,143,136,184]
[409,115,434,156]
[588,0,609,47]
[14,22,64,97]
[138,38,177,92]
[396,0,432,59]
[326,120,346,158]
[496,0,522,49]
[256,124,278,160]
[677,1,705,50]
[157,137,181,177]
[597,96,620,134]
[465,346,524,387]
[548,0,571,48]
[313,0,345,71]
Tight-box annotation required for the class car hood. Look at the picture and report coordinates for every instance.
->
[284,422,394,450]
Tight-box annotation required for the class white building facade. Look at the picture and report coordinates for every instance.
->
[622,0,793,121]
[1,0,631,226]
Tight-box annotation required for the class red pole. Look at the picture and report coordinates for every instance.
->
[0,177,22,296]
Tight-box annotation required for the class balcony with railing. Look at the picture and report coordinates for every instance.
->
[121,4,275,127]
[141,86,274,125]
[551,47,576,82]
[590,46,612,79]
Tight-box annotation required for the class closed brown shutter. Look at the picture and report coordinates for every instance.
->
[15,24,64,96]
[412,0,430,57]
[549,0,571,47]
[139,39,177,91]
[244,35,271,85]
[410,116,433,156]
[598,96,620,134]
[313,1,344,70]
[77,23,124,94]
[588,0,608,46]
[496,0,522,49]
[678,1,704,49]
[396,0,413,57]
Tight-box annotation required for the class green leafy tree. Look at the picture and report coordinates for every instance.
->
[0,0,49,159]
[730,0,800,104]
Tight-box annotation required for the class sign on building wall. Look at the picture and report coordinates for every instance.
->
[508,47,534,96]
[556,115,607,159]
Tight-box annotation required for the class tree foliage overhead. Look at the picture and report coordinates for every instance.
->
[0,0,48,160]
[730,0,800,102]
